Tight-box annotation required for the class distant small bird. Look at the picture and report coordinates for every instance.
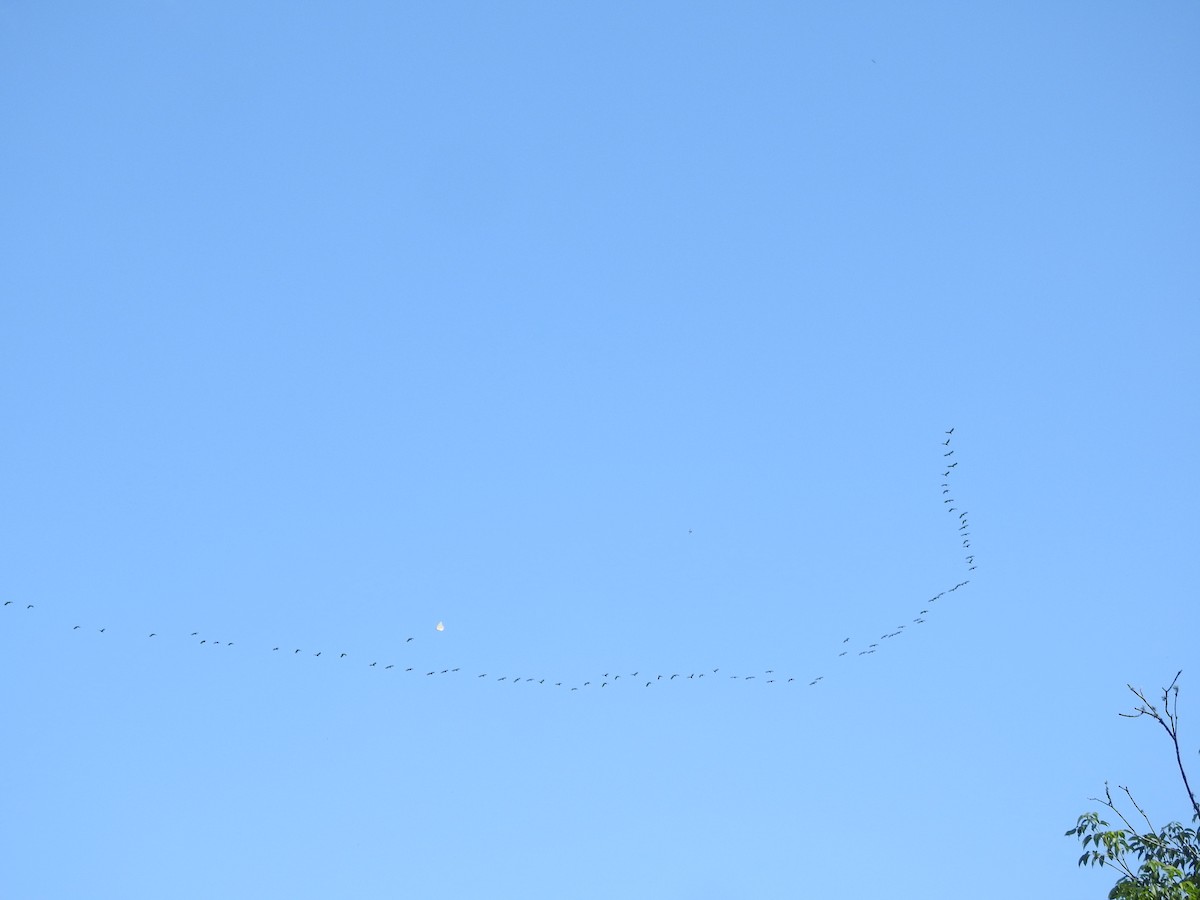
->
[314,652,321,657]
[646,682,651,687]
[944,451,954,457]
[191,632,198,636]
[26,604,34,609]
[789,678,795,682]
[370,662,377,667]
[945,428,954,434]
[386,665,394,669]
[149,633,156,637]
[406,637,413,642]
[273,647,279,651]
[948,462,958,468]
[842,638,849,643]
[942,438,950,446]
[73,625,80,630]
[2,601,11,606]
[295,649,301,654]
[99,628,106,633]
[340,653,348,658]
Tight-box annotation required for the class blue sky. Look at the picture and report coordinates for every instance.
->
[1,2,1198,898]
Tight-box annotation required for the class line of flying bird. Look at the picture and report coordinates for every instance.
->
[2,430,977,693]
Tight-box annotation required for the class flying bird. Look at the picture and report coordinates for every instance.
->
[73,625,80,630]
[945,428,954,434]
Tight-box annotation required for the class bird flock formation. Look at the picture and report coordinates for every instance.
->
[2,430,977,693]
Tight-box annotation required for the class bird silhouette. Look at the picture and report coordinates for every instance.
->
[385,665,394,669]
[2,601,11,606]
[945,428,954,434]
[26,604,34,609]
[149,633,156,637]
[73,625,80,630]
[948,462,958,468]
[340,653,348,658]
